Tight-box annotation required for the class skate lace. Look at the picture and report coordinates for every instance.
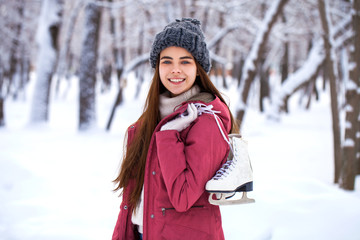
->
[213,153,237,180]
[192,103,235,180]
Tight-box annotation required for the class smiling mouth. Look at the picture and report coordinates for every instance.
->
[169,78,185,83]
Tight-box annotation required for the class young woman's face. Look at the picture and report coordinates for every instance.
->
[159,46,197,97]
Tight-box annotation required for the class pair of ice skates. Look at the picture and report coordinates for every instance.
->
[205,134,255,205]
[191,103,255,206]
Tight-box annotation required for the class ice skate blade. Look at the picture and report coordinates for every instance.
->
[206,181,253,194]
[208,192,255,206]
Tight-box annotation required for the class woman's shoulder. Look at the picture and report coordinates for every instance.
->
[127,118,143,131]
[126,121,140,139]
[187,92,215,103]
[127,123,137,131]
[187,93,231,133]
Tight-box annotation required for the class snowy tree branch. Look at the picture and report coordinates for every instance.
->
[267,15,353,120]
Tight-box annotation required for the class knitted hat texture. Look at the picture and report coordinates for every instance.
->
[150,18,211,73]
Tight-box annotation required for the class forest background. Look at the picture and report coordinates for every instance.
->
[0,0,360,239]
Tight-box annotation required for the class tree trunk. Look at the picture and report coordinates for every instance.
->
[100,63,112,93]
[55,0,84,91]
[281,13,289,86]
[236,0,288,128]
[30,0,63,123]
[135,20,145,99]
[8,0,24,100]
[302,39,316,109]
[19,52,30,97]
[235,56,244,87]
[340,0,360,188]
[106,53,149,131]
[78,2,101,130]
[353,0,360,176]
[116,7,126,103]
[258,3,269,113]
[0,63,4,126]
[259,59,269,113]
[101,0,119,94]
[318,0,342,185]
[0,59,5,127]
[217,12,227,88]
[322,60,328,91]
[0,97,4,127]
[304,79,315,110]
[281,26,289,112]
[341,87,359,189]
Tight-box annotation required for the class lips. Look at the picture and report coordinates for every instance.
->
[168,78,185,83]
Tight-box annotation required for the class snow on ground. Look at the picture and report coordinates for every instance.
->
[1,74,360,240]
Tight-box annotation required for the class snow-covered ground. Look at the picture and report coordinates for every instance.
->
[1,74,360,240]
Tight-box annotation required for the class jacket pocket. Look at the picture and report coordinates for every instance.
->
[161,205,204,216]
[159,205,213,240]
[161,221,210,240]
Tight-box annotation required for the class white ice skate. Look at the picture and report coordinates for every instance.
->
[189,103,255,205]
[205,134,255,206]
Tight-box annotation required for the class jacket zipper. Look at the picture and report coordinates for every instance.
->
[161,205,204,216]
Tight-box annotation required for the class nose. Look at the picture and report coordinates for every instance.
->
[171,64,181,74]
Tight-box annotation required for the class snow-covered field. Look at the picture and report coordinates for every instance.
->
[1,74,360,240]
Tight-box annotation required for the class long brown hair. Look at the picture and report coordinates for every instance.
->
[113,59,239,208]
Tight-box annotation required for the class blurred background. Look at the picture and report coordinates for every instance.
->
[0,0,359,239]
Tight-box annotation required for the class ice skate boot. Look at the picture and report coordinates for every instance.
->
[206,134,255,205]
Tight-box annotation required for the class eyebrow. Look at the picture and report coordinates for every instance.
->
[160,56,194,60]
[180,56,194,60]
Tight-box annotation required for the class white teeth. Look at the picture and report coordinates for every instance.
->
[169,78,184,83]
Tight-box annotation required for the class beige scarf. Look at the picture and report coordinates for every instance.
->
[159,85,201,119]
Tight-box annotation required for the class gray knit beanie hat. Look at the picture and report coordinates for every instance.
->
[150,18,211,73]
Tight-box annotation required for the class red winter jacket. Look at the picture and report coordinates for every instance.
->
[112,95,231,240]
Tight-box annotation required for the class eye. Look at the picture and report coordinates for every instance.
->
[161,60,172,64]
[181,60,193,65]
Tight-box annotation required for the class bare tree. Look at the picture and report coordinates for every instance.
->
[0,60,4,126]
[340,0,360,190]
[30,0,64,123]
[78,2,102,130]
[352,0,360,178]
[0,0,41,126]
[266,16,352,120]
[236,0,289,129]
[55,0,84,81]
[7,0,24,100]
[0,0,24,126]
[318,0,342,184]
[106,53,149,131]
[267,41,325,120]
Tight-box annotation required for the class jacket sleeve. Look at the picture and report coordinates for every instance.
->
[155,114,229,212]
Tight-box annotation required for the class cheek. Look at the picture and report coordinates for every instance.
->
[159,67,167,83]
[188,68,197,82]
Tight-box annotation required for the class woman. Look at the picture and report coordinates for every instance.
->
[112,18,239,240]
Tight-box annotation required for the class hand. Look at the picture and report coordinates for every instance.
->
[160,103,198,132]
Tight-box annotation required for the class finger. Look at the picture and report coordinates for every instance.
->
[187,103,194,113]
[189,103,198,119]
[186,104,194,118]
